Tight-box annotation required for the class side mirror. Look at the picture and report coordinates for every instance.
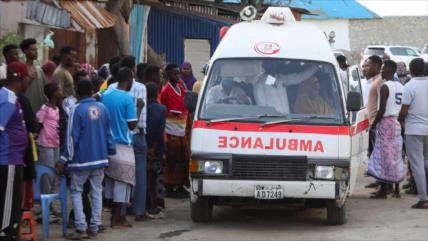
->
[185,91,198,113]
[201,64,209,76]
[346,91,362,111]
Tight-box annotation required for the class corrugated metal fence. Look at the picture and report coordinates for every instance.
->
[147,7,230,64]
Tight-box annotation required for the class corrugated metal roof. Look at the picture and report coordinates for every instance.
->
[26,1,71,28]
[223,0,381,19]
[60,0,117,31]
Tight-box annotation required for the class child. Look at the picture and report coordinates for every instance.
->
[58,80,116,239]
[145,82,167,218]
[368,60,404,199]
[36,83,63,194]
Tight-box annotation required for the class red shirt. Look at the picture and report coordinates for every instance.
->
[160,82,187,117]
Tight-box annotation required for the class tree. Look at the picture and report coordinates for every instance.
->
[106,0,133,56]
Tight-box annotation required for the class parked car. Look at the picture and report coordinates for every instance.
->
[421,44,428,62]
[361,45,420,68]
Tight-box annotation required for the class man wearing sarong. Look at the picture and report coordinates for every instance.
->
[368,60,404,199]
[160,64,189,196]
[101,67,137,228]
[365,55,384,190]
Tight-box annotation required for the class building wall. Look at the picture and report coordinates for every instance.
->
[303,19,350,51]
[349,16,428,64]
[147,7,229,66]
[0,1,26,36]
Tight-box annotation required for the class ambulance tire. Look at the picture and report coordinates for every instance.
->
[326,201,347,225]
[190,197,213,222]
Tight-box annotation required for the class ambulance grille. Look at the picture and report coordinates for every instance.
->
[231,156,308,181]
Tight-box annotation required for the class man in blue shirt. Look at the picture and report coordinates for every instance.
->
[108,56,148,221]
[0,62,29,241]
[145,82,167,217]
[101,67,137,228]
[59,80,115,239]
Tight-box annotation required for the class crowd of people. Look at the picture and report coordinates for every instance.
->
[0,39,200,240]
[344,54,428,208]
[0,37,427,241]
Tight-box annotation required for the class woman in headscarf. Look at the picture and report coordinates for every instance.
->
[80,63,102,92]
[294,75,336,115]
[41,60,57,83]
[180,62,197,90]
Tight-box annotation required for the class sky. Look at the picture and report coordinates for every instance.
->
[357,0,428,16]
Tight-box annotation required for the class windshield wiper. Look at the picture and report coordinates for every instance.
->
[208,114,288,124]
[262,115,338,127]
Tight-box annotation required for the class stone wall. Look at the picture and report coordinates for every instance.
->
[348,16,428,64]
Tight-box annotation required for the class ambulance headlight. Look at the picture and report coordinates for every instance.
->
[199,160,223,174]
[315,166,334,180]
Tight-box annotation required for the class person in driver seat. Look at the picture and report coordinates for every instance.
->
[206,78,252,105]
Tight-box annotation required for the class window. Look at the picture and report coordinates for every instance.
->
[390,47,418,56]
[365,48,385,56]
[348,66,364,107]
[199,59,344,125]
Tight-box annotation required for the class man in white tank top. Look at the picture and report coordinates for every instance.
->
[368,60,404,199]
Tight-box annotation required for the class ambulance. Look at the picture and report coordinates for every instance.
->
[188,7,368,225]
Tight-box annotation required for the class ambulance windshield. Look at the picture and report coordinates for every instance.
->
[199,59,344,124]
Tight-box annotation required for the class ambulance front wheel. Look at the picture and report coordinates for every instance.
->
[190,197,213,222]
[326,200,347,225]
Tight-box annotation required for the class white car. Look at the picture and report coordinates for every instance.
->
[421,44,428,62]
[361,45,420,68]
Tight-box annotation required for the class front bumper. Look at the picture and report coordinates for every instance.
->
[192,179,337,199]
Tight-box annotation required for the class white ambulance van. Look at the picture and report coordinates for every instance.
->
[188,7,368,225]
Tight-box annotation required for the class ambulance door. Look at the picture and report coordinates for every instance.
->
[348,65,368,194]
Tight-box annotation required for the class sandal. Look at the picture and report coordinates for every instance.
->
[411,201,428,209]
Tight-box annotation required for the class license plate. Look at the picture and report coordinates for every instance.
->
[255,185,283,200]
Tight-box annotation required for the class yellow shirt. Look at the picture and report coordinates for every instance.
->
[192,80,202,94]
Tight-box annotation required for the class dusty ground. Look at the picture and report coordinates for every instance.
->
[38,170,428,241]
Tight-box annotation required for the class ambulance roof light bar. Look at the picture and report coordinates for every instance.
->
[261,7,296,24]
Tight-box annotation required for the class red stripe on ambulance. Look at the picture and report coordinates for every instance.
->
[193,120,369,136]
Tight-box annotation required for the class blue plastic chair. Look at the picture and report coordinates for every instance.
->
[34,163,68,240]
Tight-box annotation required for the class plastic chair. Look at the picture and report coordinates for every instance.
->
[19,211,37,241]
[34,163,68,240]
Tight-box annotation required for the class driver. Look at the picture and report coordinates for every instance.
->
[206,78,252,105]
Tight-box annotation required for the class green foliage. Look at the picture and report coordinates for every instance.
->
[0,31,22,63]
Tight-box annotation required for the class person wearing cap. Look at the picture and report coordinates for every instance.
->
[41,60,57,84]
[0,62,29,241]
[206,78,252,105]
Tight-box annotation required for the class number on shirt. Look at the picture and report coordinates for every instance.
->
[395,93,402,105]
